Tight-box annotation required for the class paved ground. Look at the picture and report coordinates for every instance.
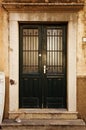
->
[2,119,85,126]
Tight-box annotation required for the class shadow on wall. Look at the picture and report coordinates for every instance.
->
[4,76,9,119]
[77,77,86,122]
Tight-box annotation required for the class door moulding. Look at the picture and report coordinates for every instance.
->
[9,12,77,112]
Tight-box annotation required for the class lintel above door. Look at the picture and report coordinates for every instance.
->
[2,1,84,12]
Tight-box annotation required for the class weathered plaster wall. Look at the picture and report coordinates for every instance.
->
[77,1,86,121]
[77,11,85,75]
[0,7,9,118]
[77,77,86,121]
[0,8,4,72]
[3,10,9,119]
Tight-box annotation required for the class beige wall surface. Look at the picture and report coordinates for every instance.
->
[76,3,86,121]
[0,8,4,72]
[0,7,9,118]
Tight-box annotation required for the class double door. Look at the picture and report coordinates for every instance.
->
[19,24,67,108]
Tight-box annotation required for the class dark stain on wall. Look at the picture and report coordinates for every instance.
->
[77,77,86,121]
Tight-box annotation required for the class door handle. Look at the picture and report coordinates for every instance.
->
[44,65,46,74]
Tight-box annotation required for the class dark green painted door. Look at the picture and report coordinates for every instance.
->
[19,24,67,108]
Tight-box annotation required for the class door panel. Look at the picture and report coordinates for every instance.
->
[45,77,66,108]
[19,25,42,108]
[19,24,67,108]
[21,77,41,108]
[44,26,66,108]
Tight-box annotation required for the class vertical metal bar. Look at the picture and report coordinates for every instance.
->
[36,31,38,72]
[48,30,50,71]
[27,29,29,73]
[59,30,61,72]
[60,30,62,71]
[34,30,35,72]
[53,29,54,72]
[47,30,48,67]
[56,34,58,72]
[61,36,63,67]
[57,30,59,71]
[54,30,55,69]
[28,30,30,72]
[23,30,24,73]
[61,29,63,72]
[30,30,31,72]
[51,29,53,72]
[35,30,37,72]
[59,31,61,72]
[28,29,30,72]
[25,30,27,73]
[48,32,51,69]
[33,29,34,72]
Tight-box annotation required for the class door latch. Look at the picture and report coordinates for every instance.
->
[44,65,46,74]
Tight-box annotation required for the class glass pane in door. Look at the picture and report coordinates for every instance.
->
[23,29,39,74]
[47,28,63,74]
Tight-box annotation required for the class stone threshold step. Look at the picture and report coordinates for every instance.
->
[9,109,76,113]
[9,109,78,120]
[2,119,86,127]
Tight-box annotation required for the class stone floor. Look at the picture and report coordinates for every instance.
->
[2,119,86,126]
[1,119,86,130]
